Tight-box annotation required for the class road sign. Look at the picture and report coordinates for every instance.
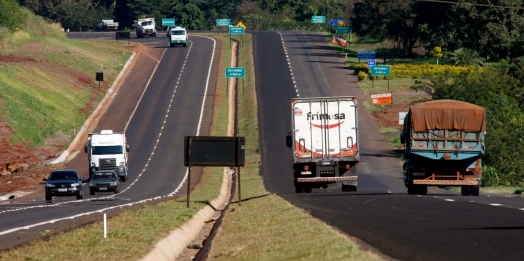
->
[216,19,230,26]
[330,19,344,27]
[371,65,391,76]
[370,93,392,105]
[336,26,351,33]
[162,18,175,27]
[229,26,244,35]
[225,67,245,78]
[236,21,247,29]
[367,60,376,69]
[358,50,376,60]
[311,16,326,23]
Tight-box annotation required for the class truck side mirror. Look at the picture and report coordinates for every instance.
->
[84,145,88,153]
[286,133,292,148]
[126,144,130,152]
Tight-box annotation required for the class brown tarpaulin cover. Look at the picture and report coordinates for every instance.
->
[409,100,486,132]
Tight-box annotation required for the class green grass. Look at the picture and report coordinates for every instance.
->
[0,26,131,146]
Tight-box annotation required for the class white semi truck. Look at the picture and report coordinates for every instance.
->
[286,97,360,193]
[136,18,157,38]
[85,130,129,181]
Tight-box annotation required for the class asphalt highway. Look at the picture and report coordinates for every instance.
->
[253,31,524,261]
[0,32,219,250]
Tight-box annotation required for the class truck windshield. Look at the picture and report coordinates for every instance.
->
[92,146,123,155]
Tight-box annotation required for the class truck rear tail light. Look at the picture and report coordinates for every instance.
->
[346,164,350,170]
[304,165,309,171]
[466,168,480,172]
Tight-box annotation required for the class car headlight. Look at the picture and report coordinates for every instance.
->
[91,162,95,167]
[89,182,95,187]
[71,183,80,187]
[120,162,124,166]
[45,184,55,187]
[109,182,118,186]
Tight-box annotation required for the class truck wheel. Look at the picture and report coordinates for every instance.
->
[407,185,417,195]
[294,186,304,193]
[342,184,357,192]
[114,187,119,194]
[304,187,312,193]
[470,185,480,196]
[184,43,187,47]
[461,185,471,196]
[417,185,428,195]
[121,176,127,182]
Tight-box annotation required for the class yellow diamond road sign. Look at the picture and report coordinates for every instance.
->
[338,21,346,26]
[236,21,246,29]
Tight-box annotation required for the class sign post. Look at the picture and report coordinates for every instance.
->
[229,26,244,49]
[216,18,230,35]
[371,65,392,90]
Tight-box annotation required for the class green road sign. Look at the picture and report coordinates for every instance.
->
[336,26,351,33]
[311,16,326,23]
[229,26,244,35]
[225,67,245,78]
[371,65,391,76]
[162,18,175,27]
[216,19,230,26]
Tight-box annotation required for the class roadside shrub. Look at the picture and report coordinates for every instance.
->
[357,71,368,81]
[354,63,369,75]
[390,63,482,78]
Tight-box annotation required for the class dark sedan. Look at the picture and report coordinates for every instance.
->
[89,171,120,195]
[44,170,84,201]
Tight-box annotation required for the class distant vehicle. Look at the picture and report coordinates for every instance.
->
[169,26,188,47]
[89,171,120,195]
[286,96,360,193]
[43,170,84,201]
[136,18,157,38]
[95,20,119,31]
[401,100,486,196]
[85,130,129,182]
[165,26,173,37]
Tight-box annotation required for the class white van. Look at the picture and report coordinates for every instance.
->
[169,27,188,47]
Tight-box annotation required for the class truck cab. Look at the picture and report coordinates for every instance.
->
[136,18,157,38]
[85,130,129,181]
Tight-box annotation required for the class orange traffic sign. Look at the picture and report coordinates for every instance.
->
[370,93,392,105]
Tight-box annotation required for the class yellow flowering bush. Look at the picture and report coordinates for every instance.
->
[354,63,369,75]
[357,71,368,81]
[390,63,483,79]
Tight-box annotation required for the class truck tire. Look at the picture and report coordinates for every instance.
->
[342,184,357,192]
[470,185,480,196]
[114,187,119,194]
[417,185,428,195]
[304,187,312,193]
[461,185,471,196]
[407,185,417,195]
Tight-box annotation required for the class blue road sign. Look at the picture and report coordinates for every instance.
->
[330,19,343,27]
[368,60,376,69]
[358,50,376,60]
[225,67,245,78]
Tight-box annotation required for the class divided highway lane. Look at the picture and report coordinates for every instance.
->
[254,31,524,261]
[0,35,218,251]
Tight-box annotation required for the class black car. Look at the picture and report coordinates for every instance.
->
[89,170,120,195]
[44,170,84,201]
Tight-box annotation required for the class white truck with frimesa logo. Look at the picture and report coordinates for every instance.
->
[85,130,129,182]
[286,97,359,193]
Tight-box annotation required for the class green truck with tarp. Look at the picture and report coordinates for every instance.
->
[400,100,486,196]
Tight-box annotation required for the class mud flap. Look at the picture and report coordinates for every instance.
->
[341,180,357,192]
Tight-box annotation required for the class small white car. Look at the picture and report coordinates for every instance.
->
[169,27,188,47]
